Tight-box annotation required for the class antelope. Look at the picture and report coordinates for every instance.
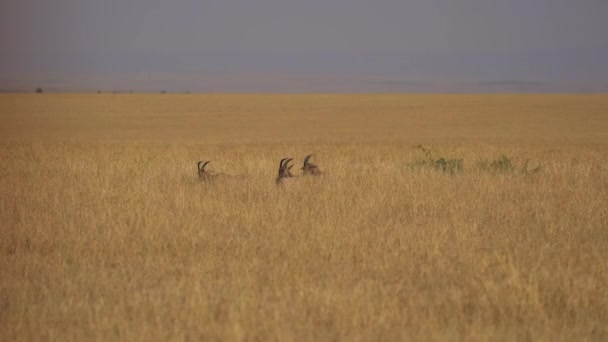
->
[301,154,322,175]
[197,160,245,182]
[197,161,211,181]
[276,158,297,185]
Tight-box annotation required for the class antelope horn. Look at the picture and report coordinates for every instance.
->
[197,161,204,171]
[201,161,211,171]
[285,158,294,168]
[279,158,289,169]
[303,154,313,166]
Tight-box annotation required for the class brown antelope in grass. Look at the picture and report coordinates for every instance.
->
[301,154,322,175]
[197,160,245,182]
[276,158,298,185]
[198,161,211,181]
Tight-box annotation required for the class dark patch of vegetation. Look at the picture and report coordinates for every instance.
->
[409,145,463,175]
[410,146,541,176]
[478,155,513,173]
[478,156,541,174]
[491,155,513,172]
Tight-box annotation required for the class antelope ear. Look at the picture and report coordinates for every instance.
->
[197,161,204,171]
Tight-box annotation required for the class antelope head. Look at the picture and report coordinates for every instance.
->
[197,160,211,181]
[301,154,322,175]
[276,158,295,184]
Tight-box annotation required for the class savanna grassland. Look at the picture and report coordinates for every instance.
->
[1,94,607,341]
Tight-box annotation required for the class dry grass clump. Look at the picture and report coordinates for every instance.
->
[1,94,607,340]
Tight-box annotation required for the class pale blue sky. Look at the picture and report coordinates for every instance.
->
[1,0,607,91]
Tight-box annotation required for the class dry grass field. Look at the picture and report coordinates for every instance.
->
[1,94,607,340]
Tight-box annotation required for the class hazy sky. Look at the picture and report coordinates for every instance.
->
[1,0,607,91]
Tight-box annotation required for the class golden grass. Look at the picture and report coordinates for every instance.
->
[1,94,607,340]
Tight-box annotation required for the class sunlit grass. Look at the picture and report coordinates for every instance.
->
[1,94,607,340]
